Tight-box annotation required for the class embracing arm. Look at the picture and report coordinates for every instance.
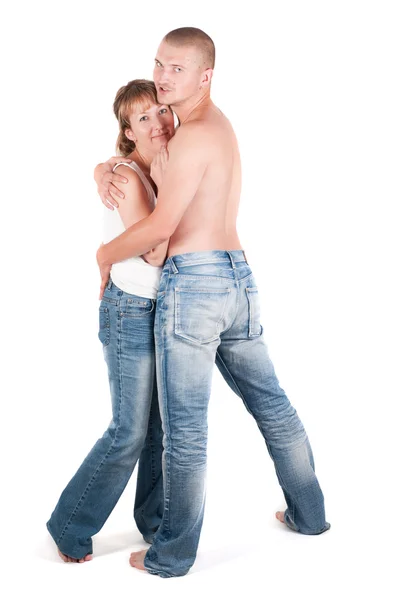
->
[142,240,170,267]
[97,124,208,268]
[109,165,169,266]
[94,156,132,209]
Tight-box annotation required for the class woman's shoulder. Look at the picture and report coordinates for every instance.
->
[113,161,138,175]
[110,163,147,202]
[113,162,143,183]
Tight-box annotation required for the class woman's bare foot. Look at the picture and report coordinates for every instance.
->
[57,548,93,563]
[129,549,148,571]
[275,511,285,524]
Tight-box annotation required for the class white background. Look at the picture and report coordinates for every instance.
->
[1,1,397,598]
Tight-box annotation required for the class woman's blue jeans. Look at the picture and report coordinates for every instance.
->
[46,279,163,558]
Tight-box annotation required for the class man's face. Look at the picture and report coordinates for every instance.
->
[153,40,204,106]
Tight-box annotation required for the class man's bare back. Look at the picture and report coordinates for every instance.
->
[165,105,243,256]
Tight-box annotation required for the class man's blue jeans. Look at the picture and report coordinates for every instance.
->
[144,250,330,578]
[47,280,164,558]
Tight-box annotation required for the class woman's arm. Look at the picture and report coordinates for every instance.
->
[110,164,169,267]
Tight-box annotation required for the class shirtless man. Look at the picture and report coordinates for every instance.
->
[96,27,330,578]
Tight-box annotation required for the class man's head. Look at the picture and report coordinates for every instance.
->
[153,27,215,107]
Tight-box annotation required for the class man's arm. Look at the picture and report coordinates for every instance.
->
[110,165,169,267]
[94,157,132,209]
[97,124,208,267]
[142,240,170,267]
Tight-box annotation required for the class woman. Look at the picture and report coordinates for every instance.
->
[47,80,175,562]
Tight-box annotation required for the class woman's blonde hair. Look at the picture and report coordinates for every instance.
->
[113,79,158,156]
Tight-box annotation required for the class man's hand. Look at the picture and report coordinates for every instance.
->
[150,145,169,188]
[94,156,132,210]
[96,244,111,300]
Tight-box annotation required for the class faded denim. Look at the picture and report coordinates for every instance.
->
[47,279,163,558]
[144,250,330,577]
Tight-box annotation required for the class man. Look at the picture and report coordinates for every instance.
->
[96,27,330,578]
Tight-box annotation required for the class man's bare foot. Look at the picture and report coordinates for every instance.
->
[57,548,93,563]
[275,511,285,524]
[129,549,148,571]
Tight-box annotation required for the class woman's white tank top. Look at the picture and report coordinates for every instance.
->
[102,161,161,299]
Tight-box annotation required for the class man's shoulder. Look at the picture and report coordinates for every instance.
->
[171,120,217,154]
[175,119,213,137]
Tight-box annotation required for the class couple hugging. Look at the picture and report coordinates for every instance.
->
[47,26,330,579]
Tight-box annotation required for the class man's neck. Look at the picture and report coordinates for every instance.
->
[172,91,213,124]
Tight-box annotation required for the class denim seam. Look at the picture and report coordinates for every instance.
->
[158,321,171,535]
[158,270,171,301]
[101,296,118,305]
[246,288,262,338]
[99,307,110,346]
[120,309,155,319]
[56,309,125,545]
[217,270,241,339]
[135,402,158,529]
[56,437,120,545]
[215,351,252,412]
[145,566,177,578]
[170,259,247,268]
[237,272,255,285]
[215,289,231,337]
[149,404,156,487]
[175,287,231,294]
[170,274,235,282]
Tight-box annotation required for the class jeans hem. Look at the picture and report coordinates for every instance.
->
[46,520,93,559]
[144,555,189,578]
[145,566,189,578]
[284,511,331,535]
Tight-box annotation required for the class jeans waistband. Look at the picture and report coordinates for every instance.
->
[166,250,248,272]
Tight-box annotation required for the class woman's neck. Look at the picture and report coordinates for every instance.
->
[127,148,154,176]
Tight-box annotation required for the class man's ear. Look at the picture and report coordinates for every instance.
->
[125,129,136,143]
[201,68,214,88]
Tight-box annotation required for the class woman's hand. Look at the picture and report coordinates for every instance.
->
[150,146,169,188]
[96,243,111,300]
[94,156,132,210]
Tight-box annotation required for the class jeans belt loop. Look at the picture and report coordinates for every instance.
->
[169,257,179,274]
[226,251,236,269]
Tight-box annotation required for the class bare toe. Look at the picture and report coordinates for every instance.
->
[78,554,92,563]
[275,511,285,523]
[57,547,92,563]
[129,550,148,571]
[57,549,69,562]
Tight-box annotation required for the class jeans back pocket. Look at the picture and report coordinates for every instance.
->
[174,286,231,344]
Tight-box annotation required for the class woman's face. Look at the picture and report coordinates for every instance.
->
[126,102,174,156]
